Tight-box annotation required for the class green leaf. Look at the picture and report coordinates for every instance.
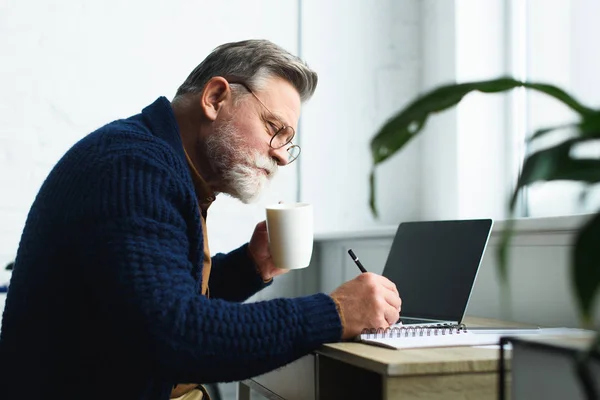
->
[369,77,593,215]
[527,114,600,143]
[370,77,592,168]
[520,82,594,116]
[579,112,600,139]
[572,212,600,326]
[510,138,600,210]
[370,78,525,166]
[527,124,578,143]
[497,217,516,283]
[369,170,378,217]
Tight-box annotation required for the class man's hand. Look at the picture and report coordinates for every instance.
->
[330,273,402,339]
[248,220,289,281]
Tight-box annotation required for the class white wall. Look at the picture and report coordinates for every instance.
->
[300,0,423,233]
[455,0,510,219]
[523,0,600,217]
[420,0,512,222]
[419,0,460,220]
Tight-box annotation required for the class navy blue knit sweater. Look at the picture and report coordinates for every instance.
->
[0,97,342,399]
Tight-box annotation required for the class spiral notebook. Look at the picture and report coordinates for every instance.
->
[357,325,591,350]
[358,324,504,350]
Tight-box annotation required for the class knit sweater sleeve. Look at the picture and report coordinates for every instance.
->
[208,244,272,302]
[77,148,342,384]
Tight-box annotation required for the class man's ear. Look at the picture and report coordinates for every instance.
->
[200,77,230,122]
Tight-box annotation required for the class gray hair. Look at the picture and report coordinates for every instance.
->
[174,39,318,102]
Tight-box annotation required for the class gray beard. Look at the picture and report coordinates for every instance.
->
[205,120,278,203]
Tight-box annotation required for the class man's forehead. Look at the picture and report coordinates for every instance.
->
[256,77,301,128]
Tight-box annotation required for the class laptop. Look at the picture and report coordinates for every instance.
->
[381,219,493,327]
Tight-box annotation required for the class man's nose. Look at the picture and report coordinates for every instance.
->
[269,146,289,166]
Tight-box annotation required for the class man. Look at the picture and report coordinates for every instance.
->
[0,39,401,399]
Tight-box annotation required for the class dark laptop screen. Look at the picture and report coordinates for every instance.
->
[382,219,492,323]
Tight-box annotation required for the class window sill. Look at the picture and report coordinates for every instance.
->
[491,214,592,235]
[314,214,594,242]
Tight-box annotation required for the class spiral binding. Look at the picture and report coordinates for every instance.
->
[360,323,467,339]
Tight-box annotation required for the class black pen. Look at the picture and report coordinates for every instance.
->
[347,249,368,273]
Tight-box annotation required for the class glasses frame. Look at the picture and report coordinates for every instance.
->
[226,79,301,164]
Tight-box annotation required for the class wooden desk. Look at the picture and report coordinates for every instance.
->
[238,317,528,400]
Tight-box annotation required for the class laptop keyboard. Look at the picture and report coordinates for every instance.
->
[399,318,449,325]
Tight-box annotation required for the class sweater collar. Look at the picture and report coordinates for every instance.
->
[141,96,187,164]
[141,96,216,210]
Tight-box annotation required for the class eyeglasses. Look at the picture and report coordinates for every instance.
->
[227,80,301,164]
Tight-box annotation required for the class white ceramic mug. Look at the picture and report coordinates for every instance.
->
[265,203,314,269]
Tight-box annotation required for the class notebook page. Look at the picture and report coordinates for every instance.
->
[360,332,503,350]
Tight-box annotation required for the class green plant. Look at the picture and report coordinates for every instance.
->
[369,77,600,326]
[368,77,600,398]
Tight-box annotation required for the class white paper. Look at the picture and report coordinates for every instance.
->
[358,327,593,350]
[360,331,503,350]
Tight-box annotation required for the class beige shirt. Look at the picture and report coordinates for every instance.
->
[170,148,217,400]
[183,148,215,297]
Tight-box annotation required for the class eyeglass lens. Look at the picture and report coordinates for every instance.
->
[287,145,300,162]
[270,126,295,149]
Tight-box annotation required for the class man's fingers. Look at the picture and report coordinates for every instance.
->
[384,305,400,326]
[382,287,402,310]
[374,275,399,295]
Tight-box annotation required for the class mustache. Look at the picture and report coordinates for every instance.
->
[252,152,278,177]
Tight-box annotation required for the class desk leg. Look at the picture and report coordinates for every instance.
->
[237,381,251,400]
